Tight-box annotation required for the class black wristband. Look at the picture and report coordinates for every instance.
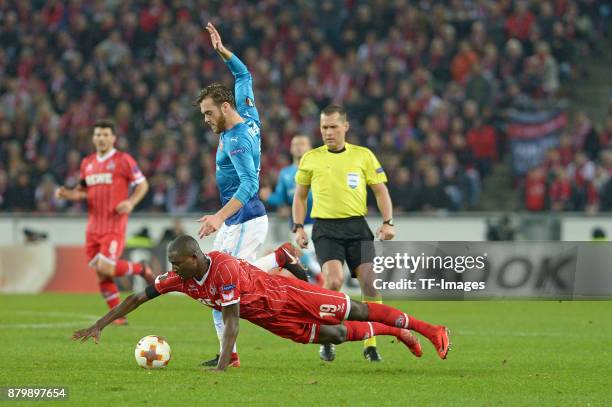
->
[292,223,304,233]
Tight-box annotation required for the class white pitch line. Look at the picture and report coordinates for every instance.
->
[0,311,98,329]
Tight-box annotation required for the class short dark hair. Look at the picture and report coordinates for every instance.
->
[93,119,115,133]
[321,104,347,120]
[193,83,235,109]
[168,235,202,257]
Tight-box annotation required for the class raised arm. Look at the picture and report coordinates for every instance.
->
[206,22,259,121]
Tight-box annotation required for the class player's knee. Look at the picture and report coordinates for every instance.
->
[95,260,114,278]
[325,276,344,291]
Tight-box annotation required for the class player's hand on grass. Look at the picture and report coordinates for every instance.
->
[197,214,222,238]
[115,200,134,214]
[72,324,102,344]
[295,228,309,249]
[377,224,395,241]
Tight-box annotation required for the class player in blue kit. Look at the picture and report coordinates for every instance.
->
[196,22,307,367]
[261,135,322,285]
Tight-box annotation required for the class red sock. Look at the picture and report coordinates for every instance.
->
[99,279,120,309]
[114,260,143,277]
[367,303,436,337]
[344,321,402,341]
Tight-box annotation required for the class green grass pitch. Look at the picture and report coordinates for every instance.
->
[1,294,610,406]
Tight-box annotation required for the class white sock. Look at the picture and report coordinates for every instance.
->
[252,252,278,272]
[212,309,237,353]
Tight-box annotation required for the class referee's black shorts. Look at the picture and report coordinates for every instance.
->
[312,216,375,277]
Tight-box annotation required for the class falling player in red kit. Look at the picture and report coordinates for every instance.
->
[73,235,451,370]
[57,120,154,324]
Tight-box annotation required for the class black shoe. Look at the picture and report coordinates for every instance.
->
[319,344,336,362]
[363,346,383,362]
[202,354,219,367]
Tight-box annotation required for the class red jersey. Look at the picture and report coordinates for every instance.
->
[154,251,350,327]
[80,149,145,235]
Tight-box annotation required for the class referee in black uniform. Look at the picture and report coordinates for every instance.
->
[292,105,395,362]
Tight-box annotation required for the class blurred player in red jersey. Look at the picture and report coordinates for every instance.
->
[56,120,154,324]
[73,235,451,371]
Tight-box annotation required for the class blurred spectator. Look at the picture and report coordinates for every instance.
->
[389,167,418,213]
[166,166,197,214]
[0,0,607,214]
[416,166,452,212]
[522,167,547,212]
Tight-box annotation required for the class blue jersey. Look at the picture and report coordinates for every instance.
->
[267,164,314,225]
[216,55,266,226]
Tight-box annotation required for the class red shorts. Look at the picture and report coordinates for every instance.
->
[246,279,351,344]
[86,232,125,268]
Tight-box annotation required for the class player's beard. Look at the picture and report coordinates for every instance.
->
[214,115,226,134]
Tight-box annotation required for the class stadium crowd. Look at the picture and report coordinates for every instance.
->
[0,0,610,214]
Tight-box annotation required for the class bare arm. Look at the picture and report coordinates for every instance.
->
[292,183,311,248]
[55,185,87,201]
[370,182,395,240]
[72,290,153,343]
[116,180,149,214]
[206,22,232,61]
[215,303,240,371]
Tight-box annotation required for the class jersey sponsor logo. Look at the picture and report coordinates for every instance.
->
[230,148,245,156]
[376,167,385,174]
[319,303,345,318]
[347,172,360,189]
[85,173,113,185]
[245,97,254,107]
[222,284,236,291]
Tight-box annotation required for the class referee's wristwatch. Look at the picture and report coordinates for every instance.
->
[382,218,394,227]
[292,223,304,233]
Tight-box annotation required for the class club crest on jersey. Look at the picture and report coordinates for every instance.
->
[209,286,216,295]
[107,161,115,171]
[245,97,254,107]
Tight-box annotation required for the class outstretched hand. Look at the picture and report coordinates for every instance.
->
[206,22,223,52]
[205,22,231,59]
[72,324,102,344]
